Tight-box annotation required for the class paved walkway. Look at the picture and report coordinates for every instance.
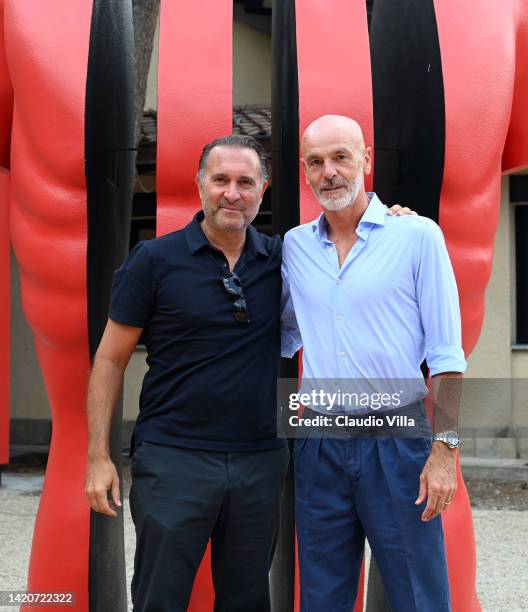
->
[0,474,527,611]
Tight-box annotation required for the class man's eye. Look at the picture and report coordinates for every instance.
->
[336,155,347,161]
[310,159,321,166]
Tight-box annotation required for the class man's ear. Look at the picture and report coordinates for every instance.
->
[300,158,310,184]
[195,173,202,193]
[364,147,372,175]
[260,179,269,198]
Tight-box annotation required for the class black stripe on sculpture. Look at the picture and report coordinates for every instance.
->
[367,2,445,610]
[270,0,299,610]
[369,0,445,223]
[85,0,136,610]
[271,0,300,239]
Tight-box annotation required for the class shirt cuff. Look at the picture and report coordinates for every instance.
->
[281,330,302,358]
[427,346,467,376]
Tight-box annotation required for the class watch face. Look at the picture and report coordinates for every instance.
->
[446,432,460,447]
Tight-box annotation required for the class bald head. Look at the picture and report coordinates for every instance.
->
[302,115,365,156]
[301,115,371,212]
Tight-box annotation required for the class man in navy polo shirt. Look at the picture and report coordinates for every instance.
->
[85,135,290,611]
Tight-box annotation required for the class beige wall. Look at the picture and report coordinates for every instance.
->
[143,20,271,111]
[143,18,159,111]
[462,177,528,458]
[233,21,271,105]
[465,178,512,379]
[123,352,146,421]
[10,252,48,420]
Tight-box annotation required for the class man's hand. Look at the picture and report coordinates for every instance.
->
[85,456,122,517]
[85,319,142,517]
[386,203,418,216]
[415,442,457,521]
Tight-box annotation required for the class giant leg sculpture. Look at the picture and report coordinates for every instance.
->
[2,1,135,610]
[272,0,528,610]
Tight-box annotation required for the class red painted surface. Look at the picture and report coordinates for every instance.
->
[296,0,373,228]
[0,0,12,467]
[433,0,527,358]
[432,2,528,609]
[0,0,12,169]
[295,4,373,609]
[156,1,232,608]
[157,0,233,238]
[502,5,528,174]
[3,1,93,609]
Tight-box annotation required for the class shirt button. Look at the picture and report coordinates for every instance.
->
[339,351,346,358]
[223,262,227,268]
[336,279,341,284]
[336,314,344,320]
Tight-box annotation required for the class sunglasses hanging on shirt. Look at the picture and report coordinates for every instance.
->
[222,272,250,323]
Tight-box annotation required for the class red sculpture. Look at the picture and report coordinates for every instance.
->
[1,1,94,608]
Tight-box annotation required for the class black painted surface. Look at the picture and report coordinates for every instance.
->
[369,0,445,223]
[85,0,136,610]
[271,0,299,240]
[270,0,299,610]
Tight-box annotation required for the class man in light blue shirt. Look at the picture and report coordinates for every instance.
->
[281,115,466,611]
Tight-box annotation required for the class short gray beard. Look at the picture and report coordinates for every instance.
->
[316,167,364,211]
[202,196,262,233]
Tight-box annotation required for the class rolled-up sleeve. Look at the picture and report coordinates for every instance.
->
[415,221,467,376]
[280,242,302,358]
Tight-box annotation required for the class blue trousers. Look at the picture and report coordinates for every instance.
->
[294,433,451,611]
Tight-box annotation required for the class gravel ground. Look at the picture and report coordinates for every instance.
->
[1,460,527,611]
[465,477,528,511]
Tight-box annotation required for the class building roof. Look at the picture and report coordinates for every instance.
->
[139,106,271,145]
[138,106,272,170]
[233,105,271,138]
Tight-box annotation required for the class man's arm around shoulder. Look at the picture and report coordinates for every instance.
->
[84,319,143,517]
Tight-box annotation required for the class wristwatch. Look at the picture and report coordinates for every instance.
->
[432,431,460,449]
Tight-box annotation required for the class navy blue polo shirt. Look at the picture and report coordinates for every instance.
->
[109,211,285,453]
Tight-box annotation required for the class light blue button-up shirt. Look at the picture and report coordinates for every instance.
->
[280,193,467,412]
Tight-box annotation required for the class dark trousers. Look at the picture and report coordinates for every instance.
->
[295,405,451,611]
[130,442,289,612]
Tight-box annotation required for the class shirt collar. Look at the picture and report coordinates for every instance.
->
[312,192,387,241]
[185,211,269,257]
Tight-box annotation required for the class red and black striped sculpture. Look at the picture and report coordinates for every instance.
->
[0,1,526,610]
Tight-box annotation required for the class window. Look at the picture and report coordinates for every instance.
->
[511,176,528,344]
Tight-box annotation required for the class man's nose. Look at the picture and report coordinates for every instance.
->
[224,183,240,202]
[322,161,337,180]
